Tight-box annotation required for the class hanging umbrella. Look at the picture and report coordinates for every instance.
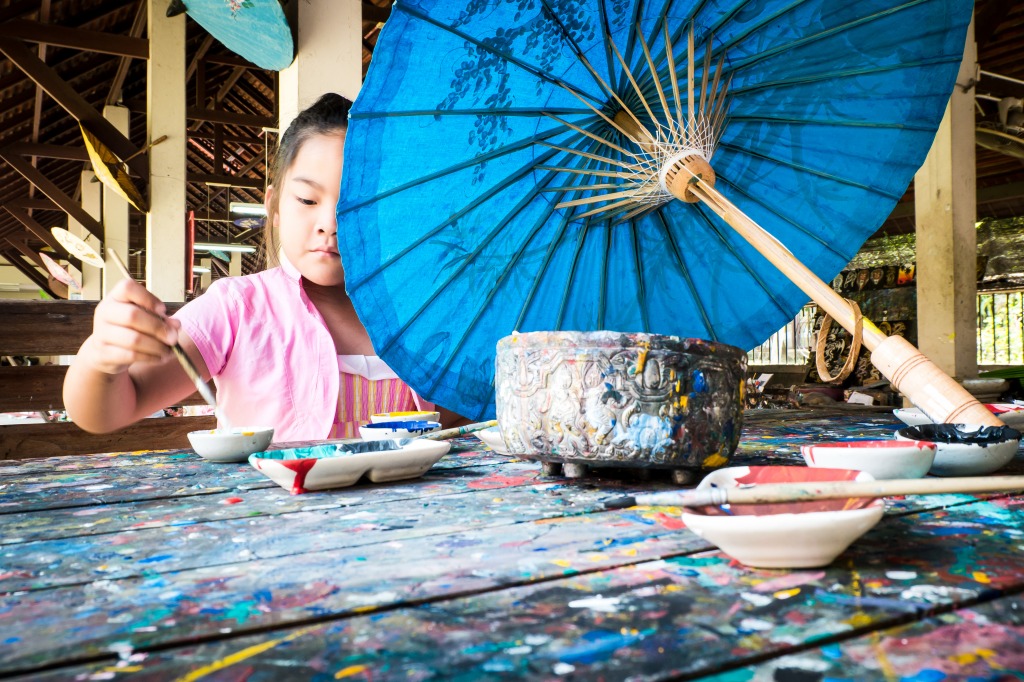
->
[175,0,294,71]
[51,227,104,269]
[339,0,987,424]
[38,252,82,292]
[79,123,148,213]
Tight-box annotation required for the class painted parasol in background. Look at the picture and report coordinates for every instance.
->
[39,251,82,291]
[51,227,104,269]
[174,0,294,71]
[339,0,981,422]
[79,123,148,213]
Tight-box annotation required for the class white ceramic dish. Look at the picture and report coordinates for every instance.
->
[475,425,512,455]
[894,423,1021,476]
[188,426,275,463]
[249,438,452,494]
[369,411,441,424]
[359,420,441,440]
[681,466,885,569]
[894,403,1024,428]
[801,439,936,480]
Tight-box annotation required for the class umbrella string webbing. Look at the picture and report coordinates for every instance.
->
[815,298,863,384]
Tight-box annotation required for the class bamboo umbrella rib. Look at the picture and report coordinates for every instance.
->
[705,53,726,120]
[535,166,643,180]
[396,1,606,105]
[640,0,714,78]
[637,28,679,143]
[687,23,696,137]
[698,31,714,118]
[539,142,648,171]
[544,113,645,162]
[653,210,717,341]
[620,0,646,75]
[664,24,686,145]
[608,33,663,141]
[630,217,652,333]
[572,195,650,220]
[536,0,625,98]
[556,217,593,331]
[541,182,644,192]
[556,187,656,208]
[716,141,902,199]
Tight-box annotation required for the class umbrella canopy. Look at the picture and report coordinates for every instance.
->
[51,227,104,269]
[179,0,294,71]
[39,252,81,291]
[339,0,973,420]
[80,123,148,213]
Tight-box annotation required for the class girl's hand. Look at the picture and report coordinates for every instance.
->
[83,278,181,375]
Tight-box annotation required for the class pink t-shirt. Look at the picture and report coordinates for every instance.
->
[174,255,430,441]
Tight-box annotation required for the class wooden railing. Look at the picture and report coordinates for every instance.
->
[0,300,215,460]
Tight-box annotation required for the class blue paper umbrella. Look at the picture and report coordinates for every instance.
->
[339,0,973,420]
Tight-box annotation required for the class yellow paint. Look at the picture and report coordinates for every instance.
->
[636,348,649,374]
[242,431,254,436]
[739,379,745,401]
[100,666,143,673]
[772,588,801,599]
[589,553,609,562]
[492,498,504,503]
[551,559,572,567]
[702,451,728,468]
[335,664,369,679]
[847,612,873,628]
[950,650,988,666]
[972,571,991,584]
[173,626,316,682]
[353,605,377,613]
[621,548,638,556]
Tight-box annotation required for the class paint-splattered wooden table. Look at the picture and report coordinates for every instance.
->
[1,408,1022,681]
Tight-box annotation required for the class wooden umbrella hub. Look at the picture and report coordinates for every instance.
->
[660,150,716,203]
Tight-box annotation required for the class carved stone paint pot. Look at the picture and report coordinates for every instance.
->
[494,331,746,481]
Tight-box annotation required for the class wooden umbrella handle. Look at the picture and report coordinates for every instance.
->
[668,171,1001,427]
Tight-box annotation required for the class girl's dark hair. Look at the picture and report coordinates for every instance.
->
[260,92,351,268]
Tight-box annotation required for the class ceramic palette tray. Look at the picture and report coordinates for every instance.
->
[249,439,451,494]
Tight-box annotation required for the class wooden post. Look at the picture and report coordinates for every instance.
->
[70,170,101,301]
[278,0,361,133]
[146,0,186,301]
[914,19,978,382]
[102,104,130,295]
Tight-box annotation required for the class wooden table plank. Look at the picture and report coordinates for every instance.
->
[707,594,1024,681]
[13,494,1023,681]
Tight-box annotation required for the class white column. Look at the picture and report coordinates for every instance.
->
[229,250,243,277]
[102,104,131,295]
[70,170,102,301]
[278,0,361,133]
[146,0,186,301]
[914,19,977,381]
[199,257,212,291]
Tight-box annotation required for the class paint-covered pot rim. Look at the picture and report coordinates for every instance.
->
[496,330,745,360]
[362,420,440,430]
[896,423,1021,445]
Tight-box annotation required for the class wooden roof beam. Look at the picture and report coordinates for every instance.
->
[186,107,275,128]
[0,245,56,297]
[1,147,104,243]
[0,36,145,178]
[0,20,148,58]
[107,0,148,106]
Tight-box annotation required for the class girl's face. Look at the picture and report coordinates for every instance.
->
[267,132,347,287]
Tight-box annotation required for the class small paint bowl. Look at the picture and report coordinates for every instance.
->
[359,420,441,440]
[475,425,512,455]
[369,410,441,424]
[801,440,936,480]
[188,426,275,463]
[895,424,1021,476]
[681,466,885,569]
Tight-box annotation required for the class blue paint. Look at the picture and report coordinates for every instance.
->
[556,629,646,664]
[899,669,946,682]
[138,554,174,564]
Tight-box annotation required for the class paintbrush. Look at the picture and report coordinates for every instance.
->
[419,419,498,441]
[106,249,220,417]
[603,474,1024,509]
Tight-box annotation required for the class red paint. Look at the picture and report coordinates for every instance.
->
[280,459,318,494]
[222,497,244,505]
[805,439,935,450]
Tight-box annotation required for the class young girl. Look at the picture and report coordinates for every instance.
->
[64,93,460,440]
